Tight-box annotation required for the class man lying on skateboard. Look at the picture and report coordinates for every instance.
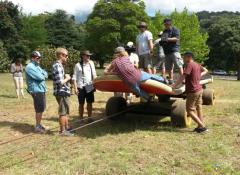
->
[172,51,208,133]
[104,47,168,102]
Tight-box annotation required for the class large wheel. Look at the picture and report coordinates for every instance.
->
[171,100,191,127]
[202,89,215,105]
[105,97,127,120]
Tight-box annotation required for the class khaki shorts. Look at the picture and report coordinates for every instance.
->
[56,96,70,116]
[165,52,183,71]
[139,54,153,69]
[186,90,203,115]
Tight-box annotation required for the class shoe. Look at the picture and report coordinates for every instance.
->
[35,124,46,133]
[196,127,208,134]
[60,130,74,136]
[88,118,94,123]
[193,127,199,132]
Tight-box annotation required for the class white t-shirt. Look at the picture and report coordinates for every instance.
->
[72,60,97,89]
[129,53,139,66]
[136,30,153,56]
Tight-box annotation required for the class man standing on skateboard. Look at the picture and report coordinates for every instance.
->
[172,52,208,133]
[160,19,183,84]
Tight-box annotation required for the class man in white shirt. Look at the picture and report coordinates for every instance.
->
[136,22,154,74]
[72,50,97,123]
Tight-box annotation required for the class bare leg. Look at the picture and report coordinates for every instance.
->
[35,112,43,126]
[189,111,205,128]
[59,115,67,132]
[19,77,25,98]
[65,115,69,129]
[87,103,92,118]
[179,67,184,76]
[79,104,84,119]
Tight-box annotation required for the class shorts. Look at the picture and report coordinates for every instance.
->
[165,52,183,71]
[139,54,153,69]
[32,92,46,113]
[78,88,95,104]
[186,90,203,115]
[55,96,70,116]
[154,54,165,69]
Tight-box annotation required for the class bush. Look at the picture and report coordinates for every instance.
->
[0,42,10,72]
[38,47,81,76]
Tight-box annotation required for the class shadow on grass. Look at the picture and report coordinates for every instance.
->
[0,121,55,135]
[72,115,187,139]
[0,94,16,98]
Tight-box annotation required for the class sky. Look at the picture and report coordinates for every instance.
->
[10,0,240,20]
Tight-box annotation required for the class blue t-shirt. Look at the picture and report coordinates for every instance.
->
[161,27,180,55]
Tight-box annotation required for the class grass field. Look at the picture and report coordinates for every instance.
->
[0,73,240,175]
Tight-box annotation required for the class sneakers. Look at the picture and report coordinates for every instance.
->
[193,127,208,134]
[34,124,46,133]
[60,130,74,136]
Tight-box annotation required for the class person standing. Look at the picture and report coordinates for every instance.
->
[25,51,48,133]
[52,48,73,136]
[153,31,166,76]
[160,19,184,84]
[136,22,154,74]
[72,50,97,123]
[172,52,208,133]
[10,58,25,99]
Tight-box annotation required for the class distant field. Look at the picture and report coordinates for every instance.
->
[0,73,240,175]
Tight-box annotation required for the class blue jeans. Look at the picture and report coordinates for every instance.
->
[131,71,165,100]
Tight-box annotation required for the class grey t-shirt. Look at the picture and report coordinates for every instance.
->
[10,63,23,77]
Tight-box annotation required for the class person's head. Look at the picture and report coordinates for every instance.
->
[114,47,128,58]
[15,58,22,65]
[80,50,92,62]
[158,31,163,38]
[56,48,68,64]
[183,51,194,64]
[163,18,172,30]
[137,22,148,32]
[31,51,42,64]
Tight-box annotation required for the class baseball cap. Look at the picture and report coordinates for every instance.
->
[183,51,194,58]
[115,47,125,53]
[31,51,42,58]
[163,18,172,24]
[126,41,134,48]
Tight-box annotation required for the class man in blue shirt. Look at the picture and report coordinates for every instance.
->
[160,19,184,84]
[25,51,48,133]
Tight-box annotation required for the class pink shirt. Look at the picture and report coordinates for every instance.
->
[112,56,141,85]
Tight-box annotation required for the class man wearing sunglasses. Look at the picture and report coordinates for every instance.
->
[52,48,73,136]
[160,18,184,84]
[136,22,154,74]
[25,51,48,133]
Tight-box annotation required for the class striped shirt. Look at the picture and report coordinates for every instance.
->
[112,56,141,85]
[52,61,70,96]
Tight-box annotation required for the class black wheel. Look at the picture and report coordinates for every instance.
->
[105,97,127,120]
[171,100,191,127]
[202,89,215,105]
[157,95,170,102]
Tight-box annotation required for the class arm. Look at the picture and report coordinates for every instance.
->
[167,28,180,43]
[201,66,208,77]
[53,65,71,85]
[41,69,48,79]
[26,66,46,81]
[104,63,114,75]
[148,39,154,53]
[172,74,185,89]
[167,37,179,42]
[91,61,97,79]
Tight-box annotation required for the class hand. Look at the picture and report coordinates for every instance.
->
[65,74,71,80]
[171,84,176,89]
[74,88,79,95]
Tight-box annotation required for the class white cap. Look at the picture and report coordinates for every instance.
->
[126,41,134,48]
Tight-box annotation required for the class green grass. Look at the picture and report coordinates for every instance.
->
[0,73,240,175]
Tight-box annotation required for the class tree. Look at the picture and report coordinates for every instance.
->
[21,14,49,51]
[45,10,83,50]
[86,0,149,67]
[0,0,28,60]
[207,17,240,80]
[0,41,10,72]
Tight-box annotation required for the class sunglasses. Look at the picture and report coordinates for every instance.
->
[138,26,146,28]
[61,53,68,57]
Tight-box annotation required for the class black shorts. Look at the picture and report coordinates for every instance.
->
[32,92,46,113]
[78,88,94,104]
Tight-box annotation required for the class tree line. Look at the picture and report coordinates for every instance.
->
[0,0,240,79]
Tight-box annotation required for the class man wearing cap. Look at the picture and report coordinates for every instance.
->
[52,48,73,136]
[160,19,184,84]
[104,47,168,102]
[125,41,139,68]
[25,51,48,133]
[172,52,208,133]
[153,31,166,75]
[136,22,154,74]
[72,50,97,123]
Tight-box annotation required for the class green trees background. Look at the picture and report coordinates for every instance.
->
[0,0,240,79]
